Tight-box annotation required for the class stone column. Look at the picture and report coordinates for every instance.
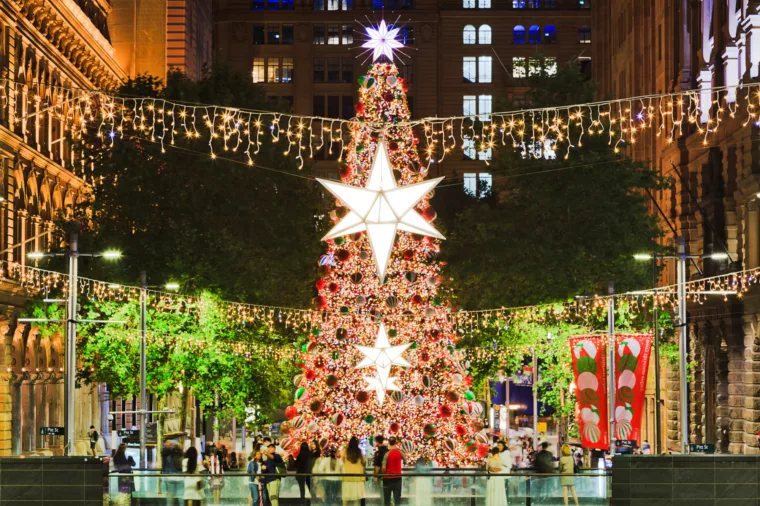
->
[715,331,731,452]
[666,359,682,452]
[723,47,740,102]
[742,313,760,453]
[690,324,706,444]
[698,68,713,125]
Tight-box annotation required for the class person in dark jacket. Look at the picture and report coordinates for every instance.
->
[295,441,313,504]
[534,442,555,473]
[161,442,184,506]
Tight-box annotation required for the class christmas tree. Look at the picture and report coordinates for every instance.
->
[283,22,489,465]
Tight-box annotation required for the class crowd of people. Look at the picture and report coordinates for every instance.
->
[110,433,586,506]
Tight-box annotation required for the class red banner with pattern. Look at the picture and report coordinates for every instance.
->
[613,334,653,446]
[570,336,609,450]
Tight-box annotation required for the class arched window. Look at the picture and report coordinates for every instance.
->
[513,25,526,44]
[463,25,476,43]
[579,25,591,43]
[544,25,557,44]
[478,25,492,44]
[528,25,541,44]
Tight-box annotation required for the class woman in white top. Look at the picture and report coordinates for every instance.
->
[497,440,512,503]
[313,447,343,505]
[182,447,205,505]
[486,448,507,506]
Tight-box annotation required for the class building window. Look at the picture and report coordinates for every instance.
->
[478,0,491,7]
[463,57,477,83]
[463,95,491,121]
[314,58,325,83]
[545,57,557,75]
[401,25,415,45]
[544,25,557,44]
[327,96,339,117]
[327,57,340,82]
[313,25,325,44]
[513,0,525,7]
[282,25,294,44]
[342,96,354,119]
[463,172,492,194]
[253,57,265,83]
[528,57,556,76]
[463,57,491,83]
[478,25,491,44]
[328,24,340,44]
[398,62,414,83]
[342,58,353,83]
[267,57,279,82]
[528,25,541,44]
[463,95,477,118]
[579,0,590,8]
[313,95,325,116]
[478,95,492,121]
[513,25,526,44]
[254,24,265,44]
[463,25,477,44]
[512,57,526,78]
[478,56,492,83]
[268,25,280,44]
[579,26,591,43]
[374,0,413,8]
[342,24,354,44]
[543,0,556,6]
[281,58,294,82]
[464,0,475,7]
[314,0,352,10]
[253,0,293,9]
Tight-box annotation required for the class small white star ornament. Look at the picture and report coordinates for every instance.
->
[317,141,445,281]
[354,323,412,405]
[363,20,404,62]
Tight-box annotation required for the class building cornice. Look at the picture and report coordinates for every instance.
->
[8,0,126,90]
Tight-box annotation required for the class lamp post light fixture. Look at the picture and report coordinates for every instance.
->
[634,236,734,454]
[23,233,122,456]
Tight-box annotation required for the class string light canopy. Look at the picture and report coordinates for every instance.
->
[4,79,758,179]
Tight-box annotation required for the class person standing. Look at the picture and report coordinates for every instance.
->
[341,437,366,506]
[263,443,285,506]
[162,442,184,506]
[87,426,99,456]
[486,448,507,506]
[113,443,136,503]
[558,445,579,506]
[182,447,205,506]
[314,447,342,505]
[381,437,403,506]
[533,442,555,500]
[248,451,269,506]
[496,440,512,503]
[296,441,313,504]
[372,436,388,505]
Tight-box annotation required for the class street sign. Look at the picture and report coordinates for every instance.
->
[689,443,715,454]
[40,426,64,436]
[118,429,140,437]
[617,440,638,447]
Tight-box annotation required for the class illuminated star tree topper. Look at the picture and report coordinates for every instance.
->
[362,20,404,62]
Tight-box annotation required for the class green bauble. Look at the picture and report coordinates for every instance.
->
[340,306,350,313]
[301,344,308,353]
[365,415,375,424]
[579,388,599,405]
[618,354,638,372]
[336,328,348,340]
[576,356,597,375]
[330,351,340,360]
[409,341,418,350]
[312,327,322,336]
[356,143,365,152]
[358,75,366,86]
[616,386,635,405]
[366,77,375,88]
[334,237,345,246]
[388,328,398,338]
[465,391,475,401]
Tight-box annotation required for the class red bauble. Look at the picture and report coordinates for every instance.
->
[304,369,316,381]
[430,329,441,340]
[355,101,364,113]
[328,282,339,293]
[314,356,326,369]
[439,404,453,418]
[318,265,332,277]
[310,400,323,413]
[339,166,352,180]
[356,391,370,403]
[285,406,298,420]
[390,422,400,433]
[403,249,415,261]
[464,375,474,386]
[411,234,425,242]
[419,350,429,362]
[476,444,490,459]
[336,249,351,262]
[388,141,399,151]
[412,294,424,305]
[316,279,326,291]
[351,231,363,241]
[314,296,328,309]
[382,90,394,102]
[422,206,437,222]
[455,425,467,436]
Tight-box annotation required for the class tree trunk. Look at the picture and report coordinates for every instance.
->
[178,387,189,447]
[156,395,166,470]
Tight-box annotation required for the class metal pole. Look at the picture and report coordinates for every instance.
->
[140,271,147,469]
[653,257,662,455]
[532,347,538,450]
[608,281,616,455]
[64,232,78,456]
[677,236,689,454]
[505,377,510,439]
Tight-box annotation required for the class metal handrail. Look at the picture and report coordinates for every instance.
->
[111,471,612,478]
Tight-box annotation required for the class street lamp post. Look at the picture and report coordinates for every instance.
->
[25,231,122,455]
[634,237,730,454]
[608,282,616,455]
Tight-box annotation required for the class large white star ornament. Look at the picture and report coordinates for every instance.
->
[354,323,411,405]
[362,20,404,62]
[317,141,444,281]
